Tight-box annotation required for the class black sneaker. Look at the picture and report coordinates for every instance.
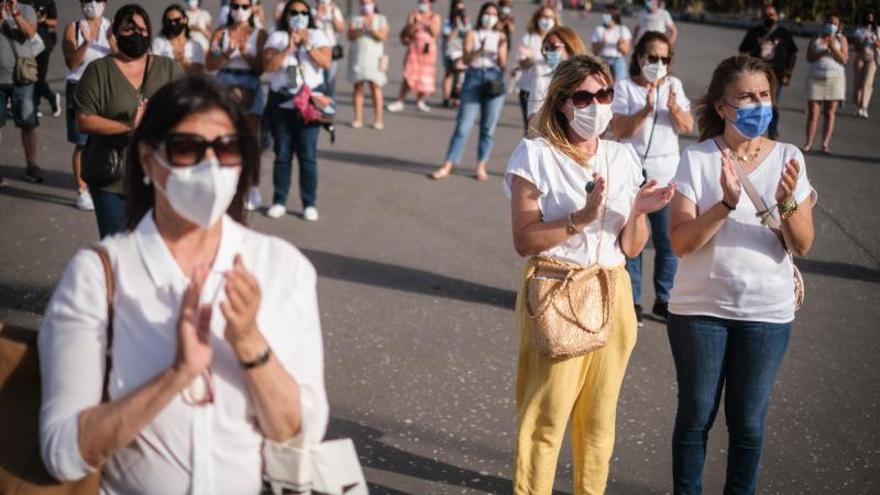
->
[634,304,644,327]
[24,164,44,183]
[652,300,669,320]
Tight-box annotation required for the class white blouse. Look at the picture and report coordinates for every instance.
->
[504,137,643,267]
[39,213,328,495]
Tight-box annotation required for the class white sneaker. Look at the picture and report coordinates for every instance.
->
[266,204,286,218]
[863,109,870,119]
[302,206,319,221]
[386,100,404,113]
[416,100,431,113]
[53,93,62,117]
[75,190,95,211]
[245,186,262,211]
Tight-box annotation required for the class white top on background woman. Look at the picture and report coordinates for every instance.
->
[39,76,328,494]
[152,5,206,73]
[185,0,213,51]
[63,1,112,83]
[515,7,557,102]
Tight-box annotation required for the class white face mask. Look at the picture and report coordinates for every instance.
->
[187,0,200,9]
[538,17,555,32]
[361,3,374,15]
[230,7,252,23]
[482,14,498,29]
[82,1,105,20]
[150,151,242,229]
[289,13,309,31]
[569,103,613,140]
[642,61,667,82]
[418,2,429,13]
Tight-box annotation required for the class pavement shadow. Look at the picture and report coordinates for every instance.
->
[0,164,76,190]
[0,183,76,209]
[796,258,880,284]
[317,149,505,178]
[804,150,880,165]
[300,249,516,310]
[0,282,54,316]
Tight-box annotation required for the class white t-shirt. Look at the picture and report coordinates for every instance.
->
[591,24,632,59]
[516,31,544,91]
[315,4,344,46]
[265,28,331,94]
[66,17,113,82]
[670,139,817,323]
[611,76,691,185]
[471,29,502,69]
[151,36,206,66]
[504,137,643,267]
[526,62,553,117]
[636,8,673,37]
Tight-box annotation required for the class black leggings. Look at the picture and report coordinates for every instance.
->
[33,47,56,109]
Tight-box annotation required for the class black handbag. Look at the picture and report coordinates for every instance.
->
[482,78,506,98]
[331,44,344,60]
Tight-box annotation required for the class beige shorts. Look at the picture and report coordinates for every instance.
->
[806,74,846,101]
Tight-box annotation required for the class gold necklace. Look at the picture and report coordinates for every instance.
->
[724,137,762,164]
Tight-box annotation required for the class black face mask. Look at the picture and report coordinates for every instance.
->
[116,32,150,58]
[763,17,776,29]
[164,19,186,36]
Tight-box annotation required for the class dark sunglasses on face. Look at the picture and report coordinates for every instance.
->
[542,43,564,54]
[230,3,251,10]
[161,133,242,167]
[290,10,309,16]
[569,88,614,108]
[646,54,671,65]
[81,0,108,3]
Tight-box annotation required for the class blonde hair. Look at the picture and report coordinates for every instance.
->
[543,25,587,57]
[528,54,613,164]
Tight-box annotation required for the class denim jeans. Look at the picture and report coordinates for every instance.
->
[769,84,783,140]
[603,56,628,81]
[444,67,506,164]
[667,313,792,495]
[324,60,338,99]
[89,187,127,239]
[518,89,529,132]
[267,91,321,208]
[625,205,678,305]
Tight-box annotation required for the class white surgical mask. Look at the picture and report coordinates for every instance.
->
[538,17,555,32]
[289,13,309,31]
[82,1,105,19]
[361,3,374,15]
[230,7,252,23]
[501,6,512,16]
[187,0,200,9]
[569,103,613,140]
[418,2,429,13]
[482,14,498,29]
[150,151,242,229]
[642,61,667,82]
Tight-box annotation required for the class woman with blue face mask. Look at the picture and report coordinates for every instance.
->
[524,25,586,120]
[591,4,631,81]
[667,55,817,494]
[804,13,849,154]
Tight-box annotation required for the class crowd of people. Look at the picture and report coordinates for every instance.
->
[0,0,875,493]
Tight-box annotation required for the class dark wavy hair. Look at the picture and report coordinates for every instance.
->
[694,55,778,142]
[126,76,259,230]
[112,3,152,40]
[476,2,500,31]
[276,0,316,32]
[160,4,191,39]
[628,31,673,79]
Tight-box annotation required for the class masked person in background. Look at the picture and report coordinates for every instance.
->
[738,3,797,140]
[75,4,184,238]
[207,0,266,211]
[184,0,212,53]
[387,0,441,113]
[152,4,205,73]
[525,25,585,120]
[313,0,345,99]
[347,0,388,129]
[40,76,328,495]
[611,31,693,325]
[633,0,676,45]
[497,0,514,51]
[23,0,60,118]
[592,3,631,82]
[853,11,879,119]
[441,0,468,108]
[514,5,558,131]
[667,54,815,495]
[804,13,848,154]
[506,54,674,494]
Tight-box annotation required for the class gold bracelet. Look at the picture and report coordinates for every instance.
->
[778,197,798,221]
[565,212,578,235]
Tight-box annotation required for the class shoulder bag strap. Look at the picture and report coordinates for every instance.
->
[91,245,115,401]
[138,54,152,102]
[641,84,661,163]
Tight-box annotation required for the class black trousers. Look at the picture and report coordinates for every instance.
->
[33,43,57,110]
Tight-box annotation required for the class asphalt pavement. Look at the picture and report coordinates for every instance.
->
[1,1,878,494]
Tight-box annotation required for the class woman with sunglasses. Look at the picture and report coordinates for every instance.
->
[206,0,267,211]
[514,5,558,131]
[432,2,507,182]
[39,76,328,494]
[506,54,674,493]
[262,0,332,221]
[152,4,205,73]
[524,25,586,120]
[75,4,184,238]
[611,31,692,324]
[62,0,112,213]
[667,55,815,494]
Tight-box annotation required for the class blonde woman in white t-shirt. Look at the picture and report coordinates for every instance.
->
[667,55,815,494]
[505,54,674,494]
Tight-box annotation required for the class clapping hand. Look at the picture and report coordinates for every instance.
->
[775,158,800,204]
[174,265,213,379]
[577,173,607,225]
[720,149,742,208]
[667,88,679,114]
[633,179,676,215]
[644,82,656,112]
[220,255,262,348]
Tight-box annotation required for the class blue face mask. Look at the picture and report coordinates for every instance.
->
[823,23,838,35]
[728,101,773,139]
[545,50,563,70]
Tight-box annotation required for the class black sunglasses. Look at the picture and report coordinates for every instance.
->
[161,133,242,167]
[289,10,309,16]
[542,43,565,54]
[646,54,671,65]
[569,88,614,108]
[230,3,251,10]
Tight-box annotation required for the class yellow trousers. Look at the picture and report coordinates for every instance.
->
[513,262,637,495]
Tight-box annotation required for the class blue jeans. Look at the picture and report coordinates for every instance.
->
[603,56,628,81]
[89,187,127,239]
[769,84,783,140]
[625,205,678,305]
[0,83,38,129]
[667,313,792,495]
[444,67,505,164]
[324,60,338,99]
[267,91,321,208]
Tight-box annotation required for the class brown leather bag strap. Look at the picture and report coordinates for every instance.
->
[90,246,114,402]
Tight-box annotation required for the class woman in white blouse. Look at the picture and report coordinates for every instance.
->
[505,54,674,494]
[668,55,815,493]
[39,76,328,495]
[591,3,631,81]
[514,5,557,130]
[610,31,693,324]
[184,0,213,52]
[152,4,206,73]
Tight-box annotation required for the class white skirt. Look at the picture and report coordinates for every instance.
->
[806,73,846,101]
